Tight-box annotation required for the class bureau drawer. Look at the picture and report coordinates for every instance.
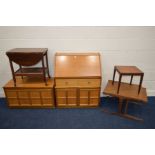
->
[55,79,77,87]
[55,79,101,87]
[77,79,100,87]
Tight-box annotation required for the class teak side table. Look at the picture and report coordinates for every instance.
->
[112,66,144,94]
[103,80,148,121]
[6,48,51,86]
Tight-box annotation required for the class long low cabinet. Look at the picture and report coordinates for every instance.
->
[3,77,55,108]
[5,89,54,107]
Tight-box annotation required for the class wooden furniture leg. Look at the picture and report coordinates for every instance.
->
[130,75,133,85]
[118,98,123,113]
[112,67,116,85]
[42,58,47,86]
[111,97,124,116]
[124,100,129,114]
[123,100,143,122]
[45,53,51,78]
[138,74,144,94]
[19,65,24,79]
[9,60,16,87]
[111,98,143,122]
[117,74,122,93]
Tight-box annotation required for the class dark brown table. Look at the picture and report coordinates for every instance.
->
[6,48,51,86]
[112,66,144,94]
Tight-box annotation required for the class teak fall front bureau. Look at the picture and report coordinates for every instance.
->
[54,53,102,107]
[3,77,55,108]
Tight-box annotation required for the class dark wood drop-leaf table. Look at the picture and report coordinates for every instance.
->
[6,48,51,86]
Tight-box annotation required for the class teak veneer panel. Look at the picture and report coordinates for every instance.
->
[3,77,55,108]
[55,53,101,78]
[103,80,147,103]
[55,79,101,88]
[4,77,54,88]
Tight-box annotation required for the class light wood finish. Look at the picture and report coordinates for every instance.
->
[55,79,100,88]
[56,88,77,107]
[4,77,53,88]
[3,77,55,108]
[104,80,147,102]
[79,88,100,106]
[55,79,77,87]
[55,52,101,107]
[103,80,148,121]
[55,53,101,78]
[77,79,100,87]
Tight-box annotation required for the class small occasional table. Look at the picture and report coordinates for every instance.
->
[112,66,144,94]
[6,48,51,86]
[103,80,148,121]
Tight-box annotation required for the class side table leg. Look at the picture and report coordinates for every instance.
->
[138,74,144,94]
[9,60,16,87]
[117,74,122,94]
[118,98,123,113]
[42,58,47,86]
[124,100,129,114]
[45,53,51,78]
[130,75,133,85]
[111,97,124,115]
[112,99,143,122]
[123,99,143,122]
[112,67,116,85]
[19,65,24,79]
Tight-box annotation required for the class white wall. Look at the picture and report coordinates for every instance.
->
[0,26,155,97]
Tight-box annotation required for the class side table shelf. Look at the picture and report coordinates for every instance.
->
[15,67,48,75]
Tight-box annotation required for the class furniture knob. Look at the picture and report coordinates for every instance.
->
[88,81,91,84]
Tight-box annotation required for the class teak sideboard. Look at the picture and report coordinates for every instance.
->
[3,77,55,108]
[54,52,102,107]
